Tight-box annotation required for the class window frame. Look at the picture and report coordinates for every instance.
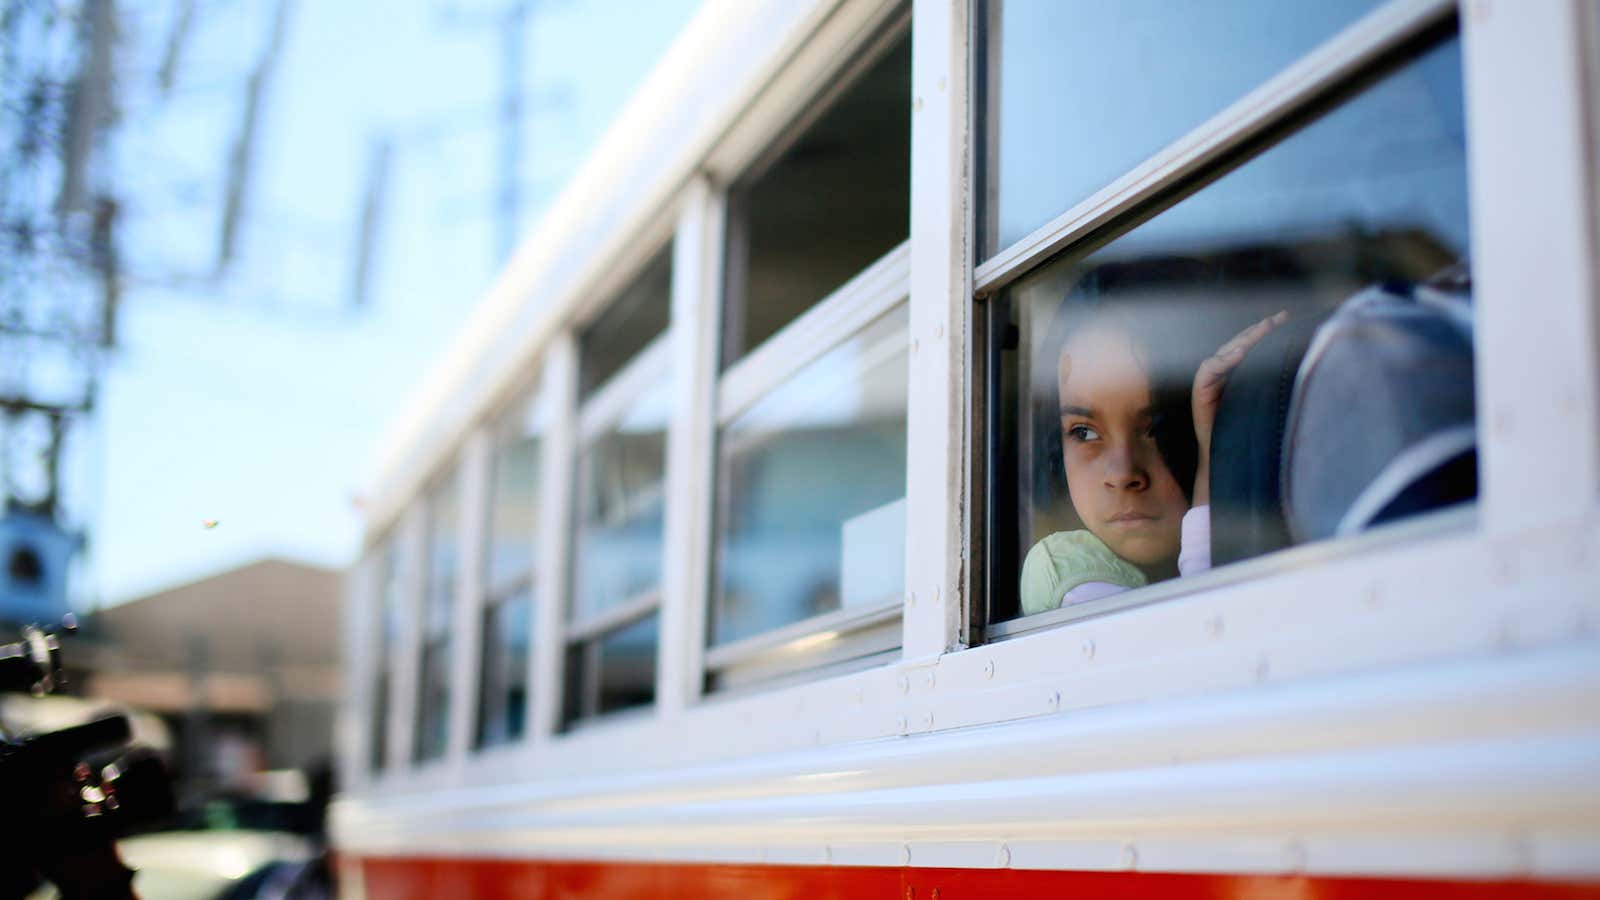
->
[367,537,401,772]
[471,382,545,751]
[698,12,917,688]
[412,459,470,765]
[559,240,678,729]
[702,254,911,686]
[964,0,1503,644]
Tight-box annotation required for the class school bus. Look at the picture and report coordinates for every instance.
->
[331,1,1600,896]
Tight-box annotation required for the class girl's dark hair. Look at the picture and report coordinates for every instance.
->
[1034,273,1200,512]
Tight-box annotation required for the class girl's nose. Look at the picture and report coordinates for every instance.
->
[1103,441,1148,491]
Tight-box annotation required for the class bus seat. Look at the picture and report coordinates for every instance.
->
[1209,278,1476,567]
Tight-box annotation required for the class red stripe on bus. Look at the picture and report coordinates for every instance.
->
[353,856,1600,900]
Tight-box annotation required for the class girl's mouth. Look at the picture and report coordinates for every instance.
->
[1107,510,1158,524]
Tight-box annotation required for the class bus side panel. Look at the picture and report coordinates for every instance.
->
[351,856,1600,900]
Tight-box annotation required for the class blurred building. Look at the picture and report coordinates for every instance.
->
[78,558,342,801]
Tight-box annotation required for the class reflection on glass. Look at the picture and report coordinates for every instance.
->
[422,475,459,636]
[415,473,459,762]
[712,307,909,646]
[982,0,1385,255]
[486,396,543,592]
[723,33,910,366]
[563,612,658,727]
[993,35,1471,624]
[579,248,672,398]
[476,589,530,748]
[570,372,672,622]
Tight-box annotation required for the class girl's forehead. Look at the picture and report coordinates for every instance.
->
[1059,324,1147,378]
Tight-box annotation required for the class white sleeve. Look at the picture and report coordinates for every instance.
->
[1059,581,1128,607]
[1178,504,1212,577]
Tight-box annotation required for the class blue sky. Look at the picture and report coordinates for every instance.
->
[88,0,701,604]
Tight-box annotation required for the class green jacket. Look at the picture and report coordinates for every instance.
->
[1018,530,1146,616]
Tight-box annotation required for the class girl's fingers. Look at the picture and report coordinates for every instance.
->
[1216,310,1287,359]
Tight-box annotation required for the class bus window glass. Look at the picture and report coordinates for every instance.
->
[721,31,910,366]
[563,611,658,727]
[988,34,1472,627]
[579,249,672,398]
[415,468,460,761]
[565,247,674,726]
[711,307,909,646]
[477,585,531,747]
[370,538,403,770]
[476,390,544,749]
[980,0,1385,257]
[571,373,671,622]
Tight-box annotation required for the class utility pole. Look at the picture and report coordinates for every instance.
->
[437,0,535,266]
[349,138,393,310]
[217,0,293,277]
[497,1,530,264]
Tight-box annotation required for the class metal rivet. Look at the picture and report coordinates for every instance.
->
[906,591,916,608]
[901,845,913,866]
[983,659,995,679]
[936,77,946,93]
[930,889,941,900]
[933,324,944,339]
[913,97,924,113]
[922,711,934,730]
[1285,841,1307,871]
[1081,639,1096,660]
[1510,831,1534,874]
[1121,844,1138,869]
[898,674,911,695]
[997,844,1011,866]
[897,715,908,733]
[1496,553,1517,584]
[1493,409,1513,436]
[1206,615,1224,637]
[923,670,936,690]
[1048,690,1061,709]
[911,338,921,353]
[905,886,916,900]
[1255,656,1271,682]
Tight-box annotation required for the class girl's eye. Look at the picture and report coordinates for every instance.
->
[1066,424,1100,442]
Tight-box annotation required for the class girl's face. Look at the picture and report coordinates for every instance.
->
[1057,322,1188,569]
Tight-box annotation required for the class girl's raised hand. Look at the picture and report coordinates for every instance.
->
[1190,311,1287,504]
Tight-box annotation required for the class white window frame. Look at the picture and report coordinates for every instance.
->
[692,12,919,694]
[381,504,424,776]
[408,461,468,768]
[559,242,678,729]
[960,0,1536,643]
[702,246,912,689]
[469,381,546,753]
[341,549,378,789]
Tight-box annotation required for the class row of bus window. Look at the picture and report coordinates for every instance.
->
[370,0,1478,767]
[370,23,915,768]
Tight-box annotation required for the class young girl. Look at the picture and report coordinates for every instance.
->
[1019,307,1285,615]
